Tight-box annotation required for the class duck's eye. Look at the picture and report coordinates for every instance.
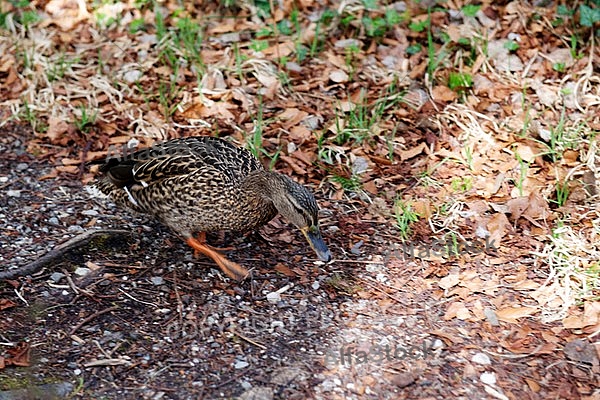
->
[292,204,306,216]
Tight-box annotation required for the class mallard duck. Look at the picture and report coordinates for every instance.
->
[95,136,331,280]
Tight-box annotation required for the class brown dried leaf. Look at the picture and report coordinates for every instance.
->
[274,263,296,277]
[6,342,31,367]
[289,125,312,142]
[431,85,457,102]
[514,143,537,163]
[443,301,472,320]
[263,41,295,57]
[397,142,426,161]
[55,165,79,174]
[496,306,537,323]
[278,108,309,130]
[486,212,510,248]
[0,298,17,311]
[42,0,90,31]
[438,272,460,290]
[280,155,307,175]
[46,117,72,143]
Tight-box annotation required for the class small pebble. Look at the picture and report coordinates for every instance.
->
[392,372,416,388]
[50,272,66,283]
[240,380,252,390]
[484,307,500,326]
[123,69,143,83]
[234,360,249,369]
[480,372,496,385]
[271,321,284,329]
[16,163,29,171]
[150,276,164,286]
[82,209,99,216]
[311,281,320,290]
[68,225,84,233]
[7,190,21,197]
[334,38,361,48]
[285,61,302,73]
[351,156,369,175]
[350,240,364,255]
[266,292,281,304]
[218,32,241,43]
[74,267,91,276]
[48,217,60,225]
[472,352,492,365]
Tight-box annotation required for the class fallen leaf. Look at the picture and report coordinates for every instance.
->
[46,117,72,143]
[496,306,538,323]
[330,69,349,83]
[42,0,90,31]
[486,213,510,248]
[514,143,537,163]
[444,301,472,320]
[438,272,460,290]
[274,263,296,277]
[5,342,31,367]
[0,299,17,311]
[431,85,457,102]
[397,142,426,161]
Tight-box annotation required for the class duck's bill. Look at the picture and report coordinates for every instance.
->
[301,227,332,262]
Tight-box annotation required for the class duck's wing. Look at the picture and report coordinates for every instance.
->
[99,136,263,189]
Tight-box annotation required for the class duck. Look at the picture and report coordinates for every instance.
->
[94,136,331,280]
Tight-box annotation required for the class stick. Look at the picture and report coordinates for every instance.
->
[0,229,131,280]
[69,305,120,335]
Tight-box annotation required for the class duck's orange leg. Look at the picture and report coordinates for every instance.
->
[194,232,235,252]
[186,236,248,281]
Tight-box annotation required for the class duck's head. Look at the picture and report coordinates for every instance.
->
[256,172,332,263]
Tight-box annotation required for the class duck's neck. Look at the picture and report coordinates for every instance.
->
[238,170,280,228]
[242,170,284,199]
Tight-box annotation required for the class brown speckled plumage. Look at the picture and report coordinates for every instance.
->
[95,136,331,280]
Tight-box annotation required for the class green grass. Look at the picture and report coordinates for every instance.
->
[330,173,362,192]
[450,176,473,192]
[47,54,78,82]
[0,0,40,29]
[244,98,281,169]
[513,152,529,197]
[447,72,473,92]
[328,78,405,147]
[424,8,450,83]
[157,79,182,121]
[553,180,570,207]
[394,200,420,240]
[461,4,481,17]
[74,104,98,133]
[18,100,47,133]
[462,145,474,171]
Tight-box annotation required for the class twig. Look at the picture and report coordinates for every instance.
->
[361,276,409,305]
[62,268,80,295]
[0,229,131,280]
[229,329,267,350]
[482,344,547,359]
[69,305,120,335]
[13,288,29,306]
[118,288,158,308]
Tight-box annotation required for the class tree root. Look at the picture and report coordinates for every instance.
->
[0,229,131,280]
